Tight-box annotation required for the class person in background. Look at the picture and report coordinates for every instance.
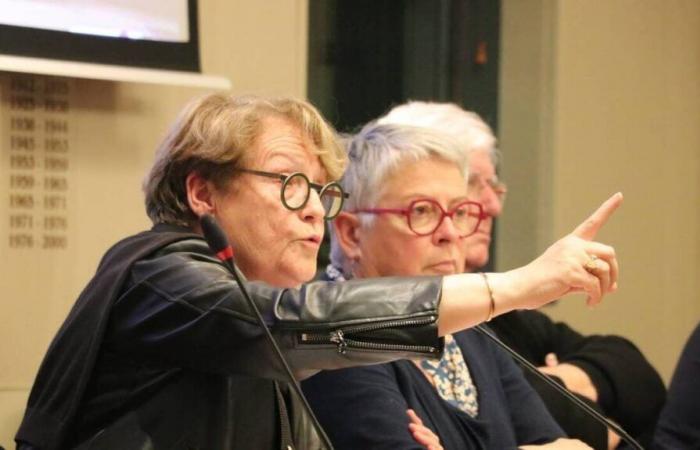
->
[304,121,604,449]
[378,101,665,449]
[15,94,620,450]
[652,321,700,449]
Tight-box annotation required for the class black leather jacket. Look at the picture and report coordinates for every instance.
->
[17,227,443,450]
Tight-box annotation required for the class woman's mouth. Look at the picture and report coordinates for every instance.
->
[301,235,322,247]
[426,261,457,275]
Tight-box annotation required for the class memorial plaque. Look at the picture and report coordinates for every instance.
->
[5,75,72,250]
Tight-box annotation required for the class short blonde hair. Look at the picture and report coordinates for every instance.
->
[144,94,347,226]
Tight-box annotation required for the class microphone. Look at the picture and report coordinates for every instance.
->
[474,324,644,450]
[199,214,333,450]
[200,214,234,263]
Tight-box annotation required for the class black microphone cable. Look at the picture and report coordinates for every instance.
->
[199,214,333,450]
[474,324,644,450]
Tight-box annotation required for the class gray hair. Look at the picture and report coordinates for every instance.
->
[377,101,499,165]
[329,121,468,276]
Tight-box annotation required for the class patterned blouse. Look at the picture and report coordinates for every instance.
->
[325,264,480,417]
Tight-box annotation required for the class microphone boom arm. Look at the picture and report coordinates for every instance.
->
[199,214,333,450]
[474,324,644,450]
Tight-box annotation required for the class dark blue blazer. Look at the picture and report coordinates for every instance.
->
[303,327,564,450]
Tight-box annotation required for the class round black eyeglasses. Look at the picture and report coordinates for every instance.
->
[352,198,484,237]
[236,169,349,220]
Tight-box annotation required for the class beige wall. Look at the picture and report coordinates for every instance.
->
[499,0,700,383]
[0,1,308,446]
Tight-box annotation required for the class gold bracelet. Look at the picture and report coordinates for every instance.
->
[479,272,496,322]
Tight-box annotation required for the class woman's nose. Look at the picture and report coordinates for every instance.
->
[480,187,503,217]
[302,188,326,221]
[432,214,460,244]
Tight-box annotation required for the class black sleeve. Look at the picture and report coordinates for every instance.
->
[107,239,443,381]
[522,371,608,450]
[490,310,665,442]
[652,322,700,450]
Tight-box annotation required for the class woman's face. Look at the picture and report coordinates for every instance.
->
[463,150,503,271]
[212,115,327,288]
[354,157,470,278]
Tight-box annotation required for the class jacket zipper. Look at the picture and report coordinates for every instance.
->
[299,316,439,355]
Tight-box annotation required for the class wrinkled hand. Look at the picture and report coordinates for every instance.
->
[407,409,443,450]
[538,353,598,402]
[520,437,593,449]
[511,193,622,310]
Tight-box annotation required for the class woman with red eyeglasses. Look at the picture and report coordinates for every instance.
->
[303,122,596,449]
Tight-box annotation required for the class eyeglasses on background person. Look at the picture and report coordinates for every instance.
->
[235,168,349,219]
[352,199,483,237]
[468,174,507,202]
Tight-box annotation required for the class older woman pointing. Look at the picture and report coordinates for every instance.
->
[16,94,619,450]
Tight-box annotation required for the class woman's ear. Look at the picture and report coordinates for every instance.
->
[186,172,216,218]
[333,211,363,262]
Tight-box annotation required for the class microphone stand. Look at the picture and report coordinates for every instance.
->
[199,214,333,450]
[474,324,644,450]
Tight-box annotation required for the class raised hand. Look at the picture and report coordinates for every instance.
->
[438,193,623,336]
[508,193,623,309]
[570,193,622,302]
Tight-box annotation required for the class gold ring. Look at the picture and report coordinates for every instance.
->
[584,255,599,273]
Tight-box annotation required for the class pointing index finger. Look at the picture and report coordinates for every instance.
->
[572,193,623,240]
